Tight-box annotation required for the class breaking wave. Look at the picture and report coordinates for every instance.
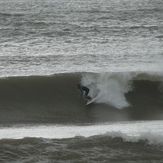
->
[0,71,163,123]
[1,129,163,163]
[0,120,163,145]
[81,71,163,109]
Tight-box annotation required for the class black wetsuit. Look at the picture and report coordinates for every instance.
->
[78,84,91,100]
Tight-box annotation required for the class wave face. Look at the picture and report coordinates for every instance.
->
[0,72,162,124]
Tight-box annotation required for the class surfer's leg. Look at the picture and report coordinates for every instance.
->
[77,84,84,96]
[86,96,91,100]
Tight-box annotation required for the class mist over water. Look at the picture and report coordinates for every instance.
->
[0,0,163,162]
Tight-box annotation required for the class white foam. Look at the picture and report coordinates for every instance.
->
[81,72,135,109]
[0,121,163,145]
[81,72,163,109]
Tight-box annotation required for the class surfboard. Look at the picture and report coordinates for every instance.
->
[86,97,97,105]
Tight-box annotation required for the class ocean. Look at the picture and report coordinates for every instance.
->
[0,0,163,162]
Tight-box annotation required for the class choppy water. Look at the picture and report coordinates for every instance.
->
[0,0,163,162]
[0,0,163,76]
[0,122,163,163]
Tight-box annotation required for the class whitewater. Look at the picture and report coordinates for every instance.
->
[0,0,163,162]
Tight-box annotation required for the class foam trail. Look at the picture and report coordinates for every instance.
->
[81,72,134,109]
[0,121,163,144]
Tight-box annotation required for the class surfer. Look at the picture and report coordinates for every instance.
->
[77,84,91,100]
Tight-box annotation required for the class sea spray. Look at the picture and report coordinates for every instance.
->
[81,72,163,109]
[81,72,135,109]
